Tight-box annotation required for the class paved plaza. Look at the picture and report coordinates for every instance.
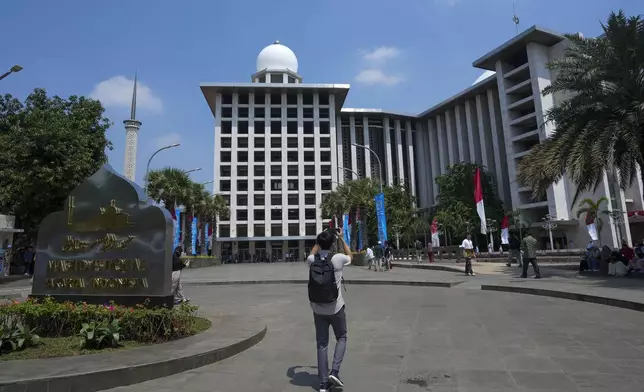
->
[4,263,644,391]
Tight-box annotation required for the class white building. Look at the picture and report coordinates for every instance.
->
[202,27,642,260]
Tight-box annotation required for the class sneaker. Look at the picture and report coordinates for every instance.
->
[182,298,191,303]
[470,273,476,276]
[320,382,330,392]
[520,275,527,278]
[534,276,541,279]
[329,373,344,388]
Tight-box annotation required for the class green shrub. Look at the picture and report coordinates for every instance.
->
[0,297,198,343]
[79,319,120,349]
[0,322,40,354]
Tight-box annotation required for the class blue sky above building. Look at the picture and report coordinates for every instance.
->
[0,0,636,188]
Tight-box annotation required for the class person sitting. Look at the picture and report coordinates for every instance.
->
[583,241,601,272]
[601,245,629,276]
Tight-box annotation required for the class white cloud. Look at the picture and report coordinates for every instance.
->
[361,46,400,64]
[354,69,403,86]
[154,133,182,149]
[90,76,163,113]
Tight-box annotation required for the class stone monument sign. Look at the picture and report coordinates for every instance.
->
[31,164,174,306]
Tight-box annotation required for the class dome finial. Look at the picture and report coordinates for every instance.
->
[273,40,280,44]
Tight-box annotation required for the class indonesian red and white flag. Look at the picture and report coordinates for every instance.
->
[474,168,487,234]
[585,214,599,241]
[500,215,510,244]
[431,218,440,247]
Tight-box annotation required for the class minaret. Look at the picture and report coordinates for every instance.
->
[123,72,142,182]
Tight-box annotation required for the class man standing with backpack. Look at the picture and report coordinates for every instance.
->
[308,229,352,392]
[414,240,423,264]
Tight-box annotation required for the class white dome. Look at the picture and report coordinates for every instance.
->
[473,70,496,85]
[256,41,298,73]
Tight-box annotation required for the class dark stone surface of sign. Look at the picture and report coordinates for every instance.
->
[31,164,174,306]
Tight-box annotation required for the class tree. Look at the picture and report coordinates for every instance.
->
[146,167,192,208]
[0,88,112,241]
[435,163,504,238]
[576,197,609,245]
[517,11,644,203]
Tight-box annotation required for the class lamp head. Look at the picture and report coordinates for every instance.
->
[10,65,23,73]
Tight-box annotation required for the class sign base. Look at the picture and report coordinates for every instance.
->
[28,294,174,308]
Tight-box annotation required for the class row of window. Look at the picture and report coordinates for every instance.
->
[220,179,333,192]
[221,165,333,177]
[218,193,327,207]
[221,136,331,149]
[220,121,330,135]
[221,150,332,164]
[221,93,330,106]
[220,107,330,119]
[219,223,320,238]
[231,208,318,222]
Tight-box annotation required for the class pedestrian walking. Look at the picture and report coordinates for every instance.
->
[520,232,541,279]
[373,241,384,272]
[307,229,352,392]
[172,246,190,304]
[414,240,423,264]
[506,234,522,267]
[461,234,476,276]
[365,246,374,270]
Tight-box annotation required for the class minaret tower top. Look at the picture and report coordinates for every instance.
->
[123,72,142,182]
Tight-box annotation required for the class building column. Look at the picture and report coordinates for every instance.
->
[436,115,447,175]
[298,93,306,235]
[384,117,394,185]
[428,118,440,201]
[475,94,490,171]
[444,110,456,164]
[349,116,358,180]
[314,93,323,233]
[213,94,222,237]
[362,116,371,179]
[329,95,339,187]
[281,92,288,237]
[247,92,255,237]
[415,121,429,207]
[264,92,272,237]
[495,61,520,210]
[454,105,466,162]
[335,114,344,185]
[487,88,506,203]
[395,119,405,183]
[464,100,478,164]
[230,93,239,237]
[406,120,416,199]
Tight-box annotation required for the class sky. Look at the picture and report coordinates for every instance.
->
[0,0,638,190]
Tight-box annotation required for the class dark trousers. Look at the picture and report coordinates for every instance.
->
[313,306,347,386]
[522,257,541,277]
[465,257,474,275]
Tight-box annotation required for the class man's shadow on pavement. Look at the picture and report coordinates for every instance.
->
[287,365,319,390]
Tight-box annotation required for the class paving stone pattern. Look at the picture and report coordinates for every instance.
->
[105,284,644,392]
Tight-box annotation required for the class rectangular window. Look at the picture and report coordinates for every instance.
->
[219,224,230,237]
[270,74,283,83]
[270,107,282,119]
[237,225,248,238]
[304,179,315,190]
[287,151,298,162]
[255,93,265,105]
[271,179,282,190]
[221,151,231,162]
[221,137,232,148]
[254,137,265,148]
[321,179,332,190]
[271,165,281,176]
[221,121,232,134]
[271,137,281,148]
[287,179,298,190]
[271,121,281,134]
[287,165,298,176]
[236,210,248,221]
[320,165,331,176]
[221,107,232,118]
[305,209,316,220]
[254,179,265,191]
[287,108,297,118]
[238,107,249,118]
[254,224,265,236]
[304,151,314,162]
[319,108,329,119]
[238,121,249,134]
[271,194,282,206]
[288,76,296,84]
[303,107,314,119]
[303,93,313,105]
[254,166,265,177]
[288,194,298,205]
[287,122,298,134]
[271,151,282,162]
[237,151,248,162]
[271,209,282,220]
[305,223,316,236]
[254,194,265,206]
[303,137,314,148]
[254,107,265,118]
[237,166,248,177]
[287,137,298,148]
[254,121,265,134]
[319,94,329,105]
[222,94,233,105]
[320,151,330,162]
[271,224,282,237]
[304,165,315,176]
[303,122,314,134]
[288,209,298,220]
[220,166,231,177]
[305,194,315,205]
[320,137,330,148]
[320,122,330,134]
[220,180,231,192]
[288,223,299,236]
[238,94,249,105]
[238,137,248,148]
[254,210,265,220]
[237,194,248,206]
[270,93,282,105]
[237,180,248,191]
[254,151,265,162]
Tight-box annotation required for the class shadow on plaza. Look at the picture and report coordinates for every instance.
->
[287,365,319,390]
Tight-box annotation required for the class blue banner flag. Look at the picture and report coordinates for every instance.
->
[375,193,388,242]
[174,208,181,250]
[343,214,351,245]
[191,216,198,256]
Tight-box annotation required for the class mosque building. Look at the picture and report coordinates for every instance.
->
[200,26,641,260]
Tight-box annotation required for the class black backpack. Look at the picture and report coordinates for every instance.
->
[308,252,338,304]
[415,241,423,250]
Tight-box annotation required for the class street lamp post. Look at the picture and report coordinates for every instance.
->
[486,219,497,252]
[542,214,557,251]
[338,166,360,181]
[201,180,215,185]
[350,143,383,194]
[0,65,23,81]
[184,168,203,175]
[144,143,180,199]
[608,209,623,246]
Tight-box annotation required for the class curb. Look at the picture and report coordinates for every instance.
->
[0,317,267,392]
[185,279,463,288]
[392,263,464,273]
[481,285,644,312]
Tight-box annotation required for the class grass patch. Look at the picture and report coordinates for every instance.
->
[0,317,211,361]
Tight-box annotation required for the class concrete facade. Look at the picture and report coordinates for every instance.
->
[201,27,643,259]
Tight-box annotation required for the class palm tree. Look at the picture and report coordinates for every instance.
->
[517,11,644,203]
[183,182,206,253]
[146,167,191,208]
[576,197,609,245]
[208,194,229,257]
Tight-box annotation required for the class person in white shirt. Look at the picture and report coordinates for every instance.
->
[461,234,476,276]
[365,246,374,270]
